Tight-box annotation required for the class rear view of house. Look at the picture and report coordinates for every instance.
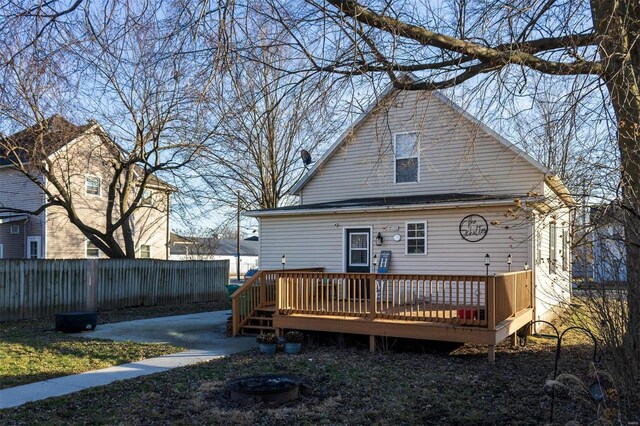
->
[234,84,574,361]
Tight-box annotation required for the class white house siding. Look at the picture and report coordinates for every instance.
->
[533,183,572,322]
[0,168,46,258]
[300,91,545,204]
[259,205,532,276]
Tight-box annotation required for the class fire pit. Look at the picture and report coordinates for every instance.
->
[225,374,301,403]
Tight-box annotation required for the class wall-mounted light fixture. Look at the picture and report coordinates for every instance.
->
[484,253,491,276]
[375,232,383,246]
[281,254,286,270]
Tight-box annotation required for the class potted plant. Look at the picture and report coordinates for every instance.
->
[256,332,278,354]
[283,331,304,354]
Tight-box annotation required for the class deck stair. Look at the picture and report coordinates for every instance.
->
[238,305,275,335]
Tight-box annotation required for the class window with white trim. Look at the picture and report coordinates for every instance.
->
[140,245,151,259]
[0,244,4,259]
[394,132,419,183]
[85,176,101,196]
[406,222,427,254]
[27,236,41,259]
[141,189,153,206]
[85,240,100,258]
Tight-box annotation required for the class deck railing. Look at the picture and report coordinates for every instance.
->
[276,270,533,329]
[231,268,323,336]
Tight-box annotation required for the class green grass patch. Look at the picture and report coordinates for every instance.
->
[0,318,182,390]
[0,332,607,425]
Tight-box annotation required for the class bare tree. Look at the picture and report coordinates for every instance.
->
[0,1,211,258]
[193,35,338,211]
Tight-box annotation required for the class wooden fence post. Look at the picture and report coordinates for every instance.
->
[85,259,99,312]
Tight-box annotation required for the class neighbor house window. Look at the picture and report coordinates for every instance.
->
[549,223,557,274]
[140,245,151,259]
[141,189,153,206]
[85,240,100,258]
[394,132,419,183]
[406,222,427,254]
[0,244,4,259]
[85,176,101,196]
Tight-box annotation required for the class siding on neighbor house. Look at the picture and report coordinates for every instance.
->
[44,133,170,259]
[259,204,533,276]
[300,90,545,204]
[0,168,46,257]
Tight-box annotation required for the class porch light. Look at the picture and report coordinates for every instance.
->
[507,254,512,272]
[281,254,286,270]
[484,253,490,276]
[376,232,383,246]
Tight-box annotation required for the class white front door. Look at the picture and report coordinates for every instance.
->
[27,236,41,259]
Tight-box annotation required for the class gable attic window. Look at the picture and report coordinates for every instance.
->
[85,176,101,196]
[394,132,419,183]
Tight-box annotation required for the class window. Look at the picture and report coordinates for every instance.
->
[141,189,153,206]
[0,244,3,259]
[406,222,427,254]
[549,223,557,274]
[394,132,419,183]
[85,240,100,258]
[85,176,101,196]
[10,225,20,235]
[140,245,151,259]
[27,236,41,259]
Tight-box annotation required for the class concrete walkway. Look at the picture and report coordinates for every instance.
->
[0,310,256,410]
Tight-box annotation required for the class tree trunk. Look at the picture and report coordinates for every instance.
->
[592,0,640,408]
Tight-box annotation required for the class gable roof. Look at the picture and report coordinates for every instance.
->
[290,81,568,202]
[0,115,94,166]
[1,115,176,192]
[170,233,259,256]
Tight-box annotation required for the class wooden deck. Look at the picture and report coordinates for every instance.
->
[231,270,534,362]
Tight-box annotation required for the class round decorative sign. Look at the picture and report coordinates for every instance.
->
[459,214,488,242]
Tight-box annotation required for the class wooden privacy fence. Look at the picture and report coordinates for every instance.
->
[0,259,229,321]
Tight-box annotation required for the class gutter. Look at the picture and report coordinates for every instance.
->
[244,197,538,218]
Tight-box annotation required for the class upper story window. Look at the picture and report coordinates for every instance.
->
[141,189,153,206]
[394,132,419,183]
[85,240,100,258]
[140,245,151,259]
[85,176,101,196]
[406,221,427,254]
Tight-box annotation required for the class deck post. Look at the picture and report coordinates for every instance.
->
[488,275,496,330]
[488,345,495,363]
[510,333,518,348]
[370,335,376,352]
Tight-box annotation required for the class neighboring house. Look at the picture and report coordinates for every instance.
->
[240,81,574,353]
[0,115,173,259]
[169,233,259,275]
[573,204,626,284]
